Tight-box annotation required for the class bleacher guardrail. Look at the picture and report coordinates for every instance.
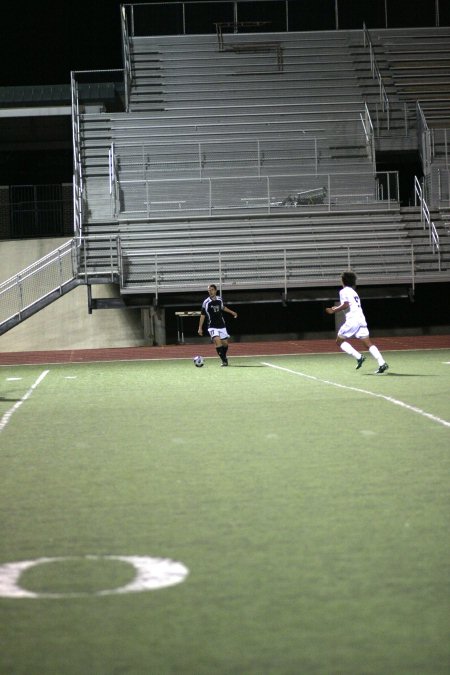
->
[114,170,399,218]
[417,102,432,176]
[414,175,441,270]
[121,5,132,112]
[363,23,390,132]
[0,240,78,334]
[116,241,416,302]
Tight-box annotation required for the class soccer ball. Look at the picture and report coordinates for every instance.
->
[193,355,204,367]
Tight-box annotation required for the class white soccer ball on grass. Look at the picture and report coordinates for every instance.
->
[193,355,204,367]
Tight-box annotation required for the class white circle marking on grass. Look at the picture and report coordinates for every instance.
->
[261,362,450,428]
[0,555,189,598]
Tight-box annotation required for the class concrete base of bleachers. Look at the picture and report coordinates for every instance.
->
[0,238,146,352]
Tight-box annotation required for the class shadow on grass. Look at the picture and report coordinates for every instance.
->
[364,373,433,377]
[229,364,266,368]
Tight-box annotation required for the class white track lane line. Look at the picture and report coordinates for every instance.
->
[261,362,450,429]
[0,370,49,433]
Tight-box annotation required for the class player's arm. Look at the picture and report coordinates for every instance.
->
[325,301,349,315]
[198,313,206,335]
[223,305,238,319]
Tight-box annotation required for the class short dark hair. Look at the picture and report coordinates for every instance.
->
[341,270,357,287]
[208,284,217,290]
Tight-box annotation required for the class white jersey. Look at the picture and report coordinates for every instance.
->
[339,286,367,326]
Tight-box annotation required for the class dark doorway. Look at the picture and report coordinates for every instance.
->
[376,151,423,207]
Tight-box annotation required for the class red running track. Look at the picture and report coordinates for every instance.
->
[0,335,449,365]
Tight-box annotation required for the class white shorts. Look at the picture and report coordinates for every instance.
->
[208,327,230,341]
[338,320,369,340]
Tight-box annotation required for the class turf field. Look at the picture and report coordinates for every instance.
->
[1,348,449,674]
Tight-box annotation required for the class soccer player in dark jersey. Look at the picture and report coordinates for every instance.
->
[198,284,238,366]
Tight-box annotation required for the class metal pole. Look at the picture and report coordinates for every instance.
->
[209,178,212,216]
[17,276,23,319]
[445,129,448,170]
[257,140,261,178]
[110,235,114,281]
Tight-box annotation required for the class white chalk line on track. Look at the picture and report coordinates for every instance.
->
[0,370,49,433]
[0,346,449,367]
[261,362,450,429]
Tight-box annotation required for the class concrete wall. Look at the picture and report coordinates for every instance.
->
[0,238,145,352]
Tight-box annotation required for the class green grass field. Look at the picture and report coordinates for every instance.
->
[1,349,449,674]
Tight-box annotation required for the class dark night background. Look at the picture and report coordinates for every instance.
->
[1,1,449,87]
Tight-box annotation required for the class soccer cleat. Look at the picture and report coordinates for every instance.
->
[375,362,389,374]
[221,359,229,367]
[356,355,366,370]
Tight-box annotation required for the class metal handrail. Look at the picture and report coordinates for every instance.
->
[0,240,77,293]
[363,23,390,131]
[70,72,83,238]
[0,240,78,331]
[360,103,375,171]
[117,169,400,216]
[117,240,416,300]
[414,176,441,269]
[116,136,322,180]
[121,5,132,112]
[416,102,432,175]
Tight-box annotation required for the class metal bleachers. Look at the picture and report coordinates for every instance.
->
[78,28,379,226]
[5,16,450,337]
[369,27,450,128]
[77,208,424,296]
[71,20,450,301]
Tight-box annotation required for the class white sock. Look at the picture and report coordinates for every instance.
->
[340,341,361,359]
[369,345,384,366]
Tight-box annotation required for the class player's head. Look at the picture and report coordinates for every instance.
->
[208,284,218,297]
[341,270,357,288]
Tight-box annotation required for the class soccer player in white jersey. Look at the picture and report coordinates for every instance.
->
[326,271,389,374]
[198,284,238,366]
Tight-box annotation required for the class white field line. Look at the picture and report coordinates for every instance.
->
[261,362,450,429]
[0,370,49,433]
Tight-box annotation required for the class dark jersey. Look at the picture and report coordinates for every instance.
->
[201,295,226,329]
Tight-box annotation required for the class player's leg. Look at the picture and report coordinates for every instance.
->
[220,339,229,366]
[360,337,388,373]
[336,335,364,368]
[211,335,228,365]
